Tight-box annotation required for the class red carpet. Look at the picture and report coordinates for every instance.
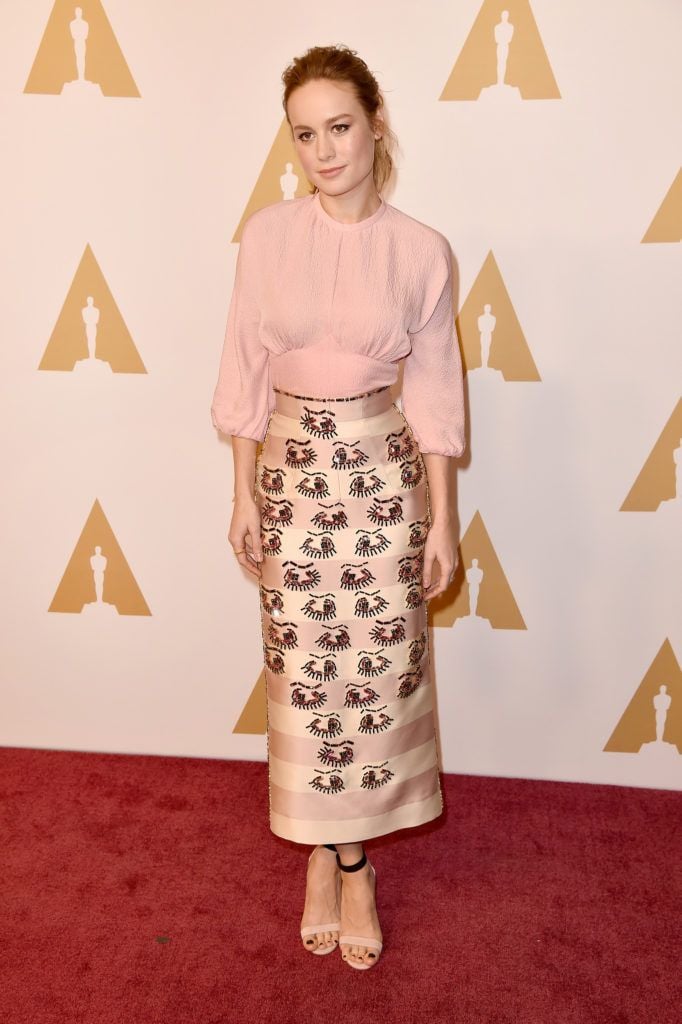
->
[1,747,678,1024]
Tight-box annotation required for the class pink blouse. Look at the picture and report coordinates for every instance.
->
[210,190,466,457]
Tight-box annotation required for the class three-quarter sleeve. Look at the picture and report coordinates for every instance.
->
[401,235,466,457]
[210,215,274,441]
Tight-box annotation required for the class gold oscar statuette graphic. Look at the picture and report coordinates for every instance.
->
[440,0,560,102]
[429,511,526,630]
[232,119,312,242]
[604,640,681,758]
[38,244,146,374]
[641,169,682,244]
[620,399,682,512]
[457,250,541,380]
[24,0,139,98]
[49,499,151,616]
[233,670,268,735]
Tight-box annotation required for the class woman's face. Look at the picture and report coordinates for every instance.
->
[288,78,381,197]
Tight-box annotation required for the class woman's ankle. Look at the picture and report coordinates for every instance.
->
[335,842,366,868]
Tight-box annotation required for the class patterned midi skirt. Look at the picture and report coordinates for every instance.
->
[254,385,444,845]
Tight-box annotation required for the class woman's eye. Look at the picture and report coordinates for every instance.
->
[297,123,349,142]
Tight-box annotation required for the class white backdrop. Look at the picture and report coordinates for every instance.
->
[1,0,680,792]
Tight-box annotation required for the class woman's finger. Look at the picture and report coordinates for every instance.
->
[424,559,455,600]
[229,531,261,579]
[422,548,437,590]
[249,521,264,563]
[236,549,261,579]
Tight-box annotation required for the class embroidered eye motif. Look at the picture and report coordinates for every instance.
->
[261,526,282,556]
[268,620,299,649]
[360,763,395,790]
[340,562,376,590]
[368,616,407,647]
[357,651,391,678]
[309,771,345,793]
[290,682,327,710]
[354,529,390,557]
[367,495,404,526]
[409,631,427,665]
[399,457,424,489]
[264,645,286,675]
[316,625,352,651]
[285,439,318,469]
[261,587,285,617]
[405,585,424,609]
[302,654,338,682]
[344,685,381,708]
[310,502,349,531]
[398,553,423,585]
[348,469,385,497]
[261,498,294,526]
[386,427,415,462]
[307,714,343,739]
[300,406,338,438]
[301,593,337,621]
[296,472,331,498]
[332,442,369,470]
[318,739,355,767]
[282,560,321,591]
[358,708,394,734]
[408,518,430,548]
[397,666,423,698]
[300,531,336,559]
[354,590,390,618]
[259,465,286,495]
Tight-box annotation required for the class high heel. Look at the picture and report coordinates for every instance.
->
[337,849,383,970]
[300,845,342,955]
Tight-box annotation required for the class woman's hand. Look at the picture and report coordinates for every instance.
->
[422,516,459,600]
[228,495,264,580]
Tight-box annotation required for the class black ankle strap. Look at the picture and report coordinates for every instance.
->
[336,849,367,872]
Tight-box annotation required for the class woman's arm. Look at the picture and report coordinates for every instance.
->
[228,437,263,580]
[400,233,466,600]
[211,214,275,442]
[421,452,458,600]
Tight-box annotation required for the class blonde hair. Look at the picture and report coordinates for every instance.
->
[281,44,398,195]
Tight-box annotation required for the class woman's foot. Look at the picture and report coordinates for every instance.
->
[338,853,383,968]
[300,845,341,953]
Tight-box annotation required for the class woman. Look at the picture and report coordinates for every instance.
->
[211,44,466,970]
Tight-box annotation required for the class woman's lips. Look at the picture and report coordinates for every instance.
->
[318,166,346,177]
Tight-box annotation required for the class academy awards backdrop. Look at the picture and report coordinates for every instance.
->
[2,1,680,792]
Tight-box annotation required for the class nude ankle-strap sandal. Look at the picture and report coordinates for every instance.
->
[337,848,383,969]
[300,844,342,956]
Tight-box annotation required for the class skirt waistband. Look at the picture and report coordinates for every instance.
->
[273,385,394,421]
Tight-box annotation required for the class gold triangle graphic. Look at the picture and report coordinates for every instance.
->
[641,168,682,243]
[440,0,560,101]
[232,119,312,242]
[429,510,526,629]
[457,251,541,380]
[233,669,267,734]
[49,498,151,615]
[38,244,146,373]
[24,0,140,97]
[603,639,681,753]
[621,399,682,511]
